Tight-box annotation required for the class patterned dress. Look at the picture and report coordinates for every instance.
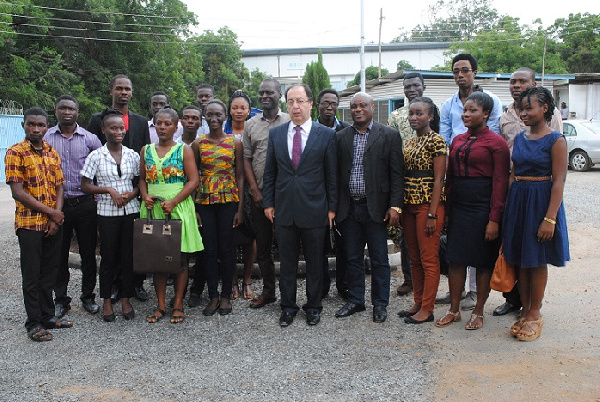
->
[141,143,203,253]
[195,136,239,205]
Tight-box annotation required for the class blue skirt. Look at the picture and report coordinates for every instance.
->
[502,180,569,268]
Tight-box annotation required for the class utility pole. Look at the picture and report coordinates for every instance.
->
[360,0,365,92]
[378,8,384,78]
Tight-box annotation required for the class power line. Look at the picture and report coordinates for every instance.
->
[0,20,184,37]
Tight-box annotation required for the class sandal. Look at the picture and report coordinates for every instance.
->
[146,308,166,323]
[242,282,254,300]
[231,283,240,300]
[516,317,543,342]
[465,314,484,330]
[510,317,526,337]
[28,325,53,342]
[435,310,461,327]
[170,308,185,324]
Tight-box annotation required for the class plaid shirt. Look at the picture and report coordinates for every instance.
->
[349,122,372,199]
[5,140,65,232]
[80,145,140,217]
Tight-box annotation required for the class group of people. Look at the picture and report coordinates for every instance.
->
[6,53,569,344]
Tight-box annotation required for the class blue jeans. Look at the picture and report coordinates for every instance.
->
[339,200,390,306]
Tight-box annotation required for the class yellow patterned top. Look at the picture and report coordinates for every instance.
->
[195,135,239,204]
[403,131,447,205]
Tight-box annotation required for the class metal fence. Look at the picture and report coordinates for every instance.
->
[0,115,25,182]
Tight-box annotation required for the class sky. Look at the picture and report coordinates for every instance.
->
[184,0,598,50]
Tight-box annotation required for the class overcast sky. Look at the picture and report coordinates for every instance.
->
[184,0,598,50]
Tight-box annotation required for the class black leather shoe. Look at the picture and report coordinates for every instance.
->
[397,309,417,317]
[404,313,434,324]
[279,311,295,327]
[306,311,321,326]
[134,286,148,302]
[55,303,71,318]
[82,298,100,315]
[492,301,521,316]
[335,302,366,318]
[373,306,388,323]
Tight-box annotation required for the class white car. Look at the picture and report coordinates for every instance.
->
[563,120,600,171]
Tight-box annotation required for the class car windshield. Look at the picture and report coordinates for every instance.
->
[580,121,600,134]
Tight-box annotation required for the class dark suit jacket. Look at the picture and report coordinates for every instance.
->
[87,110,151,153]
[336,121,404,223]
[262,121,337,229]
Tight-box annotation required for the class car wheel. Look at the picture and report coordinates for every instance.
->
[570,150,590,172]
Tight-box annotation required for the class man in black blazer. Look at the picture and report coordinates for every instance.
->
[262,84,337,327]
[87,74,151,302]
[334,92,404,323]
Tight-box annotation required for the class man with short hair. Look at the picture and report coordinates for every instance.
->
[387,72,428,296]
[316,88,350,298]
[87,74,151,301]
[6,108,72,341]
[438,54,503,310]
[148,91,183,143]
[180,105,202,145]
[44,96,102,317]
[242,79,291,309]
[262,83,337,327]
[334,92,404,323]
[493,66,563,317]
[195,84,214,136]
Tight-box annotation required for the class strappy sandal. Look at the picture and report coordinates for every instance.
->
[146,308,166,323]
[170,308,185,324]
[465,314,484,330]
[28,325,53,342]
[242,282,254,300]
[435,310,461,327]
[510,317,526,337]
[516,317,543,342]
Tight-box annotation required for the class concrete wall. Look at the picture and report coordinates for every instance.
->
[569,83,600,120]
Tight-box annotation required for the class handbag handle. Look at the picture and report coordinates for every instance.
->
[146,195,172,224]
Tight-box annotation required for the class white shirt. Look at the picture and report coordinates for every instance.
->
[81,145,141,217]
[287,120,312,159]
[148,119,184,144]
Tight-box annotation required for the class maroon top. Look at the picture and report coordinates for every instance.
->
[446,127,510,222]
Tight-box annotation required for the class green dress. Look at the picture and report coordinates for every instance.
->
[140,143,203,253]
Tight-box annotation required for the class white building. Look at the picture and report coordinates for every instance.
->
[242,42,450,91]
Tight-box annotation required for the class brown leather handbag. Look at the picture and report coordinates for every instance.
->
[490,245,516,292]
[133,196,182,274]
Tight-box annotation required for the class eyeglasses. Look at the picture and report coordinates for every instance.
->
[286,98,310,106]
[452,68,473,75]
[319,101,338,108]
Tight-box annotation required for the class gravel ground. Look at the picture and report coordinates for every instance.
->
[0,185,432,401]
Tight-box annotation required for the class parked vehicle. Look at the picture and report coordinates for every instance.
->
[563,120,600,172]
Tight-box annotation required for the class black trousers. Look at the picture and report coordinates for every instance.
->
[250,200,276,297]
[17,227,62,331]
[54,197,97,304]
[98,214,137,299]
[277,224,325,313]
[503,283,522,306]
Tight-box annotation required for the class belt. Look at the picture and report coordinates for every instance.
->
[405,169,433,178]
[64,194,94,207]
[351,197,367,203]
[514,176,551,182]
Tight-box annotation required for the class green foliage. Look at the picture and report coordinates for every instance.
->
[347,66,389,87]
[392,0,501,42]
[302,50,331,119]
[549,13,600,73]
[396,60,415,71]
[448,17,568,74]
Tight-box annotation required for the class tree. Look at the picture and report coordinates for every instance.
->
[392,0,501,43]
[396,60,415,71]
[347,66,389,87]
[302,50,331,119]
[447,16,568,74]
[550,13,600,73]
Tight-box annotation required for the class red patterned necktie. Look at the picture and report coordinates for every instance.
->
[292,125,302,169]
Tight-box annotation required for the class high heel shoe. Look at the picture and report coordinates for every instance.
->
[516,317,543,341]
[123,307,135,320]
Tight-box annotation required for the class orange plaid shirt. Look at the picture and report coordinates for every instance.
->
[5,140,65,231]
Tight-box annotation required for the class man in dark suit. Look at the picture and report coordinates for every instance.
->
[262,83,337,327]
[87,74,151,302]
[334,92,404,323]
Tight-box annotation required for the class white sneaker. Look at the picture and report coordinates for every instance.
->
[461,291,477,310]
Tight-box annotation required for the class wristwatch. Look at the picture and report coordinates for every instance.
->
[390,207,402,214]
